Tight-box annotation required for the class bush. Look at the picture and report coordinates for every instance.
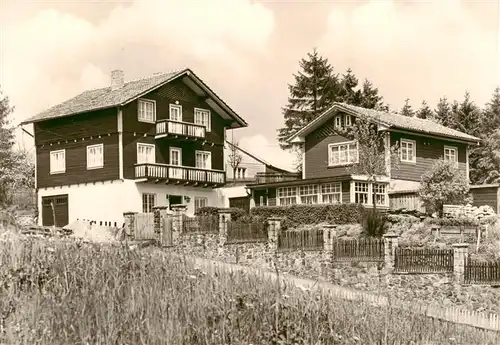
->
[250,203,363,228]
[360,208,387,237]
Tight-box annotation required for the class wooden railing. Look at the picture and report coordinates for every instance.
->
[254,172,301,184]
[156,119,206,139]
[135,163,225,184]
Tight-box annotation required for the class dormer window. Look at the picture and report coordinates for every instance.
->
[138,99,156,123]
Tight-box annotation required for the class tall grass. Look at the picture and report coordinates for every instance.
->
[0,234,498,344]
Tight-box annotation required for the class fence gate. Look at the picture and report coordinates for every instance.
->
[161,216,173,247]
[134,213,155,240]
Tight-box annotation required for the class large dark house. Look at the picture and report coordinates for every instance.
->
[21,69,248,227]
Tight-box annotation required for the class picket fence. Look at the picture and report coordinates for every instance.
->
[465,257,500,285]
[183,215,219,234]
[394,247,454,274]
[332,238,384,262]
[226,220,267,244]
[278,229,324,251]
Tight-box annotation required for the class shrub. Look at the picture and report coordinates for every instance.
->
[250,203,364,228]
[195,207,248,221]
[360,208,387,237]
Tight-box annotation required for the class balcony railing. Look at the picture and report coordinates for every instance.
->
[254,172,301,184]
[155,119,206,139]
[135,163,225,185]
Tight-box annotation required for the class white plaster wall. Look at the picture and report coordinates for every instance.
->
[38,179,226,226]
[389,179,421,192]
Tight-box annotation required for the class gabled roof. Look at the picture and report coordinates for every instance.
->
[21,68,248,128]
[225,140,293,173]
[287,102,481,144]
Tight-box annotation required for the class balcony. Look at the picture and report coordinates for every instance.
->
[254,172,302,184]
[155,119,206,141]
[134,163,225,187]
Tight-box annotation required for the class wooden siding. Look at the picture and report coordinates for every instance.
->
[34,108,117,145]
[390,132,467,182]
[470,186,498,213]
[122,133,223,180]
[36,134,119,188]
[122,78,227,145]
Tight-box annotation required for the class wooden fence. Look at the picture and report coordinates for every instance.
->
[183,215,219,233]
[226,220,267,244]
[332,238,384,262]
[278,229,324,252]
[394,247,454,274]
[134,213,155,240]
[464,257,500,285]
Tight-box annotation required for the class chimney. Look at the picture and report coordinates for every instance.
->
[110,69,124,90]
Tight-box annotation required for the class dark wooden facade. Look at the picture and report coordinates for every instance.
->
[469,185,500,213]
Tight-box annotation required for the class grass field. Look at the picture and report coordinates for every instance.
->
[0,234,498,345]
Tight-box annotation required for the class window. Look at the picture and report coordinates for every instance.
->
[194,108,211,132]
[373,183,386,206]
[278,187,297,206]
[299,185,318,204]
[142,193,156,213]
[444,146,457,163]
[169,104,182,122]
[50,149,66,174]
[328,141,359,166]
[195,151,212,170]
[137,143,155,164]
[86,144,104,169]
[354,182,369,205]
[321,183,341,204]
[334,115,342,128]
[235,167,247,179]
[169,147,182,166]
[194,197,208,212]
[345,115,352,126]
[400,139,416,163]
[138,99,156,123]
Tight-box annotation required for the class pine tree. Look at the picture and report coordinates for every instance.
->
[434,97,453,127]
[416,100,434,120]
[474,129,500,184]
[481,87,500,135]
[451,91,481,137]
[400,98,415,117]
[338,68,361,105]
[359,79,389,111]
[277,49,339,150]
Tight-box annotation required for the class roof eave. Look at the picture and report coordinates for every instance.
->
[388,127,481,145]
[20,104,119,126]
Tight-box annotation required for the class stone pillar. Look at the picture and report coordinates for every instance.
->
[123,212,137,239]
[383,232,399,270]
[453,243,469,283]
[267,217,283,251]
[153,206,169,243]
[322,224,337,278]
[171,204,187,244]
[218,210,231,254]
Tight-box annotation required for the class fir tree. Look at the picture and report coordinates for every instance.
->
[434,97,453,127]
[451,91,481,137]
[416,100,434,120]
[474,129,500,184]
[0,89,18,203]
[359,79,389,111]
[480,87,500,135]
[277,48,339,150]
[338,68,361,105]
[400,98,415,117]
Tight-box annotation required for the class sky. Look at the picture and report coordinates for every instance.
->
[1,0,500,171]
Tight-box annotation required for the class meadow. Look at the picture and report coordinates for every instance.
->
[0,233,498,345]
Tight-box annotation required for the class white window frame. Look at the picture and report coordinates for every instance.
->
[345,115,352,126]
[194,197,208,212]
[444,145,458,164]
[137,99,156,123]
[321,182,342,204]
[86,144,104,170]
[50,149,66,174]
[142,193,156,213]
[136,143,155,164]
[236,167,247,179]
[328,140,359,167]
[195,150,212,170]
[400,138,416,163]
[373,183,387,207]
[299,185,319,204]
[169,147,182,166]
[334,115,342,128]
[194,107,211,132]
[277,187,297,206]
[350,181,389,207]
[169,104,183,122]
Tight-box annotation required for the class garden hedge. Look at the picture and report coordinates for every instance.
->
[250,203,364,228]
[195,206,248,221]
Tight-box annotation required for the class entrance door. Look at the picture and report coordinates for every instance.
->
[169,195,183,210]
[42,194,69,227]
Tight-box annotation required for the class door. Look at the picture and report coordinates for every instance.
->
[169,195,183,210]
[229,196,251,213]
[169,147,183,179]
[42,194,69,227]
[161,216,173,247]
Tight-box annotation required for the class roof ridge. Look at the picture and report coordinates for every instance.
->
[123,69,184,84]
